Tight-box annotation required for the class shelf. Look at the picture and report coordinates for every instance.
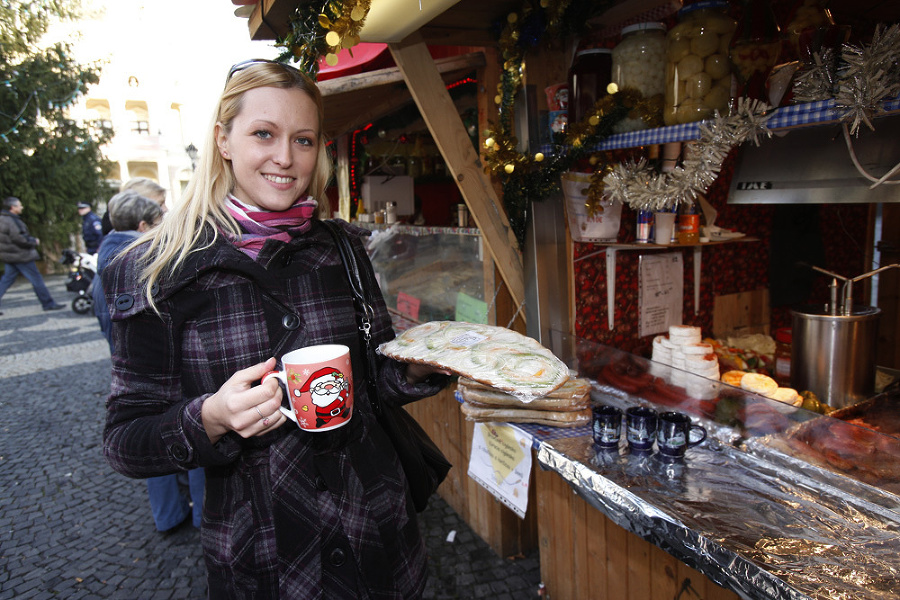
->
[591,237,760,331]
[541,97,900,153]
[596,237,759,250]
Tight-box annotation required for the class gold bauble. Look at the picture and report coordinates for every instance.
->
[589,115,600,126]
[504,164,515,174]
[534,152,544,162]
[325,53,339,66]
[325,31,341,47]
[350,6,367,20]
[484,137,495,148]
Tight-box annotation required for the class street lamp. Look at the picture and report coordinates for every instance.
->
[185,143,199,171]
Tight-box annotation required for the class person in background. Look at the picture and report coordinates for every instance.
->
[77,202,104,254]
[102,60,449,598]
[92,190,204,532]
[0,196,64,314]
[102,178,168,236]
[92,190,162,349]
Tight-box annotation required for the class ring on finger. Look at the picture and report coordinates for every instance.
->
[263,417,270,427]
[254,405,264,419]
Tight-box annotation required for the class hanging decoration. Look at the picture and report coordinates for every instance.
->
[793,23,900,135]
[276,0,372,77]
[602,98,773,212]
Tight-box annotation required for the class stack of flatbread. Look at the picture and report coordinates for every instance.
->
[458,376,592,427]
[379,321,571,400]
[379,321,591,427]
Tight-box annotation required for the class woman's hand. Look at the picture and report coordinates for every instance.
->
[405,362,452,385]
[201,358,288,444]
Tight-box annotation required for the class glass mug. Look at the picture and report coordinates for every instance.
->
[625,406,658,453]
[657,411,707,459]
[592,405,622,450]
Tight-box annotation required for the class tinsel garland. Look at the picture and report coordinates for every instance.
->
[276,0,372,77]
[793,23,900,135]
[602,98,773,212]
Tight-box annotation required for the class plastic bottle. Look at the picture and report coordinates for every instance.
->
[664,0,736,126]
[676,202,700,244]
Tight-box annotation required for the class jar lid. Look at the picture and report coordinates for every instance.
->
[621,22,667,36]
[575,47,613,56]
[775,327,792,344]
[678,0,730,16]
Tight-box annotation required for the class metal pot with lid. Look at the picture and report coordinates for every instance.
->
[791,263,899,408]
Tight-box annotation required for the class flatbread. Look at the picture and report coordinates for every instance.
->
[458,375,590,400]
[379,321,569,399]
[460,402,591,428]
[458,378,590,411]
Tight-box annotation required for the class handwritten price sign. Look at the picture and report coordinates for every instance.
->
[396,292,421,320]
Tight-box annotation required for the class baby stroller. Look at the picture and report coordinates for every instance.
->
[60,249,97,314]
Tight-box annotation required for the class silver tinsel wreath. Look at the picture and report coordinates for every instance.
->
[602,98,773,212]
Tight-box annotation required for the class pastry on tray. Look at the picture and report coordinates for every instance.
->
[379,321,569,399]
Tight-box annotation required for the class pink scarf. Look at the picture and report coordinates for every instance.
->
[225,194,318,259]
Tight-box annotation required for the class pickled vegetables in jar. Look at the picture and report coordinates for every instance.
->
[612,22,667,132]
[664,0,737,126]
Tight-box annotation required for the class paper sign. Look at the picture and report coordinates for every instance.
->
[467,423,533,518]
[455,292,488,324]
[396,292,420,320]
[638,253,683,337]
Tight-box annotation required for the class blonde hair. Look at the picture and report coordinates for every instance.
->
[134,62,333,308]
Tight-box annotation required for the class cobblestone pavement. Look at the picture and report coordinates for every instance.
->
[0,275,542,599]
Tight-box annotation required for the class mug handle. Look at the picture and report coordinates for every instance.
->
[262,371,297,423]
[687,424,707,447]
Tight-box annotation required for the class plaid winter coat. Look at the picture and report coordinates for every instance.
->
[102,219,445,599]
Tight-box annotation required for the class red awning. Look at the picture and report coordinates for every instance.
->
[316,43,394,81]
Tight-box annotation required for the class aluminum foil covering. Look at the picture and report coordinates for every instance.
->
[537,435,900,600]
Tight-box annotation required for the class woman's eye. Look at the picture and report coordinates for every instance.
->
[253,130,272,139]
[295,136,313,146]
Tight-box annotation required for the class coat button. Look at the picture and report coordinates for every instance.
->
[329,548,345,567]
[282,314,300,330]
[315,475,328,491]
[150,283,160,297]
[169,442,189,462]
[114,294,134,311]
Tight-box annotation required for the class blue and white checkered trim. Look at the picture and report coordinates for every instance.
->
[540,97,900,154]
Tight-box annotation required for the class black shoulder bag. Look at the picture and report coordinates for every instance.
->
[321,220,451,512]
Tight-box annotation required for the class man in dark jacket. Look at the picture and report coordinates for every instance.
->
[77,202,104,254]
[0,196,64,314]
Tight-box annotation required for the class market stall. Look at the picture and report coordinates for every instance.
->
[227,0,900,596]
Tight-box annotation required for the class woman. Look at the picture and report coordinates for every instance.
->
[102,60,449,599]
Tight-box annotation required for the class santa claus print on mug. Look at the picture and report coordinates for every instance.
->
[263,344,354,432]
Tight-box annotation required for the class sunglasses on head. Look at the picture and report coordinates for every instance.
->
[226,59,305,83]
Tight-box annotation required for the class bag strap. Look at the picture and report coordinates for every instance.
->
[320,220,383,416]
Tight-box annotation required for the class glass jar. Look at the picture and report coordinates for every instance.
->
[568,47,613,126]
[774,327,792,386]
[664,0,736,126]
[612,22,667,132]
[729,0,781,103]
